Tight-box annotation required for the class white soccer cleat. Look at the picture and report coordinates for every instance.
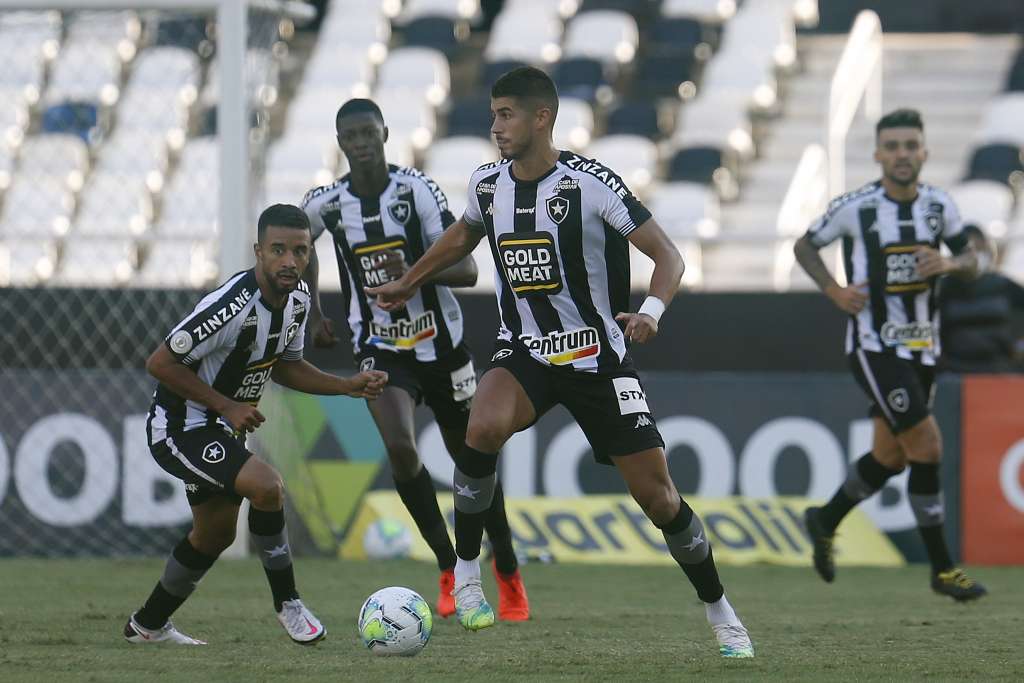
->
[713,622,754,658]
[123,613,206,645]
[277,598,326,644]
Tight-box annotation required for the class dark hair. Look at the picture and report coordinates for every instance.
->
[336,98,384,131]
[491,66,559,118]
[876,108,924,137]
[257,203,310,242]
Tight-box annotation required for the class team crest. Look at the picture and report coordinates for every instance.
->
[388,200,412,225]
[202,441,226,464]
[887,388,910,413]
[546,195,569,225]
[924,203,945,235]
[284,321,300,346]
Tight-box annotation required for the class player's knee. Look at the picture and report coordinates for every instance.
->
[249,473,285,510]
[465,419,511,453]
[873,446,906,471]
[385,440,420,480]
[631,483,678,525]
[190,526,235,556]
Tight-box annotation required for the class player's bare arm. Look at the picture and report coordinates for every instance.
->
[915,243,979,279]
[146,343,265,433]
[793,235,868,314]
[271,359,388,399]
[616,218,684,344]
[376,248,478,289]
[303,247,340,348]
[367,218,483,310]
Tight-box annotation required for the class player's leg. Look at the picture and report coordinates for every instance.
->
[805,416,905,582]
[234,455,326,643]
[898,414,987,601]
[126,493,238,645]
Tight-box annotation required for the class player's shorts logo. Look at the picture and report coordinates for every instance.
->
[491,348,513,362]
[360,356,376,372]
[880,321,934,350]
[202,441,226,464]
[450,360,477,402]
[368,310,437,349]
[519,327,600,365]
[546,195,569,225]
[169,330,193,354]
[353,237,408,288]
[883,243,930,294]
[498,231,562,297]
[887,388,910,413]
[387,200,411,225]
[613,376,650,415]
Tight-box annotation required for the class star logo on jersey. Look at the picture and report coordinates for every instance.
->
[202,441,226,464]
[546,195,569,225]
[388,200,411,225]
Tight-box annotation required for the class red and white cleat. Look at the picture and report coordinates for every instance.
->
[277,599,326,645]
[123,613,206,645]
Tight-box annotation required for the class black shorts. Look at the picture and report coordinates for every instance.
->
[848,349,936,434]
[487,340,664,465]
[149,426,251,506]
[356,342,476,429]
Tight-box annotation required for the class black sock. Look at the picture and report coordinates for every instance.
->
[136,537,217,630]
[249,507,299,611]
[395,467,456,570]
[819,452,902,532]
[659,498,723,604]
[452,445,498,561]
[484,482,518,575]
[908,462,954,574]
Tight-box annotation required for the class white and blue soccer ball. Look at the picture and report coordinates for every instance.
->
[362,518,413,560]
[357,586,433,656]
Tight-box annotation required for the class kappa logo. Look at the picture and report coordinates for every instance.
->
[202,441,226,464]
[546,195,569,225]
[360,356,376,372]
[185,483,199,493]
[491,348,513,362]
[887,388,910,413]
[388,200,411,225]
[634,414,653,429]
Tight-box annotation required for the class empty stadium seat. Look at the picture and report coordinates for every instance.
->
[553,57,611,104]
[95,130,170,179]
[397,0,481,23]
[18,134,90,188]
[966,143,1024,189]
[375,90,438,152]
[41,101,102,143]
[318,12,390,64]
[126,46,201,98]
[302,45,374,92]
[647,17,709,58]
[116,88,190,136]
[54,237,138,286]
[584,134,659,198]
[0,238,57,286]
[156,139,219,238]
[424,136,498,197]
[376,47,451,107]
[0,179,75,238]
[647,181,721,239]
[673,92,755,160]
[485,8,562,64]
[700,48,778,112]
[667,146,739,199]
[631,53,699,100]
[661,0,736,23]
[975,94,1024,148]
[479,59,529,87]
[65,10,141,50]
[46,42,123,105]
[150,14,211,54]
[203,48,281,108]
[605,101,663,138]
[74,173,153,238]
[402,16,466,57]
[949,180,1015,239]
[552,97,594,151]
[135,239,217,288]
[562,10,638,65]
[445,97,493,138]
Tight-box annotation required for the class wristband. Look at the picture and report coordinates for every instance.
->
[638,296,666,323]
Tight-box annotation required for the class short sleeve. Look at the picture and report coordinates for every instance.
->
[939,194,968,254]
[593,174,652,238]
[805,201,852,248]
[282,302,308,361]
[165,302,234,365]
[301,188,329,243]
[463,174,485,232]
[412,175,456,246]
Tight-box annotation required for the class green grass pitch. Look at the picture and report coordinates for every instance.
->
[1,559,1021,681]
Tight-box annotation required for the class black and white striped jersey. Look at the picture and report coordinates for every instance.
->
[805,180,969,366]
[463,151,652,373]
[147,269,309,440]
[302,164,463,363]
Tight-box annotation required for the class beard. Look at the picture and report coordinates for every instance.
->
[885,165,919,187]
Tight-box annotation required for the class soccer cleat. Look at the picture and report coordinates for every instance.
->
[492,560,530,621]
[277,598,326,644]
[804,506,836,583]
[453,578,495,631]
[713,623,755,658]
[123,613,206,645]
[437,568,456,618]
[931,568,988,602]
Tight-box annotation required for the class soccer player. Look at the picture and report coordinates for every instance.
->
[367,67,754,658]
[301,98,529,621]
[793,108,987,601]
[123,204,388,645]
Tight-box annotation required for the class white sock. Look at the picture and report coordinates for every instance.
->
[454,556,480,586]
[705,593,740,627]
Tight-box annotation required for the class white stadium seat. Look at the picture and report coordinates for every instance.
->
[949,180,1015,239]
[156,139,219,238]
[0,50,46,107]
[203,49,281,108]
[319,9,391,61]
[302,46,374,92]
[45,41,123,105]
[0,179,75,238]
[135,239,217,288]
[975,93,1024,148]
[53,237,138,286]
[17,134,90,187]
[0,237,57,286]
[661,0,737,22]
[584,135,660,200]
[484,8,563,64]
[94,130,170,179]
[647,181,721,239]
[562,10,638,65]
[64,10,141,47]
[73,173,153,238]
[551,97,594,151]
[375,47,451,107]
[375,89,438,151]
[700,48,778,112]
[116,88,190,136]
[397,0,481,23]
[673,91,754,160]
[720,0,797,71]
[285,88,356,139]
[424,136,498,198]
[126,46,201,97]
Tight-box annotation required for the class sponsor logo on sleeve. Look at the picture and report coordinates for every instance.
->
[613,376,650,415]
[498,231,562,297]
[519,327,600,366]
[352,237,408,288]
[368,311,437,349]
[169,330,193,354]
[191,288,253,341]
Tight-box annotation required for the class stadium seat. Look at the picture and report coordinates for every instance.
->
[402,16,466,57]
[673,92,755,160]
[0,12,60,99]
[975,94,1024,148]
[584,134,659,199]
[0,100,30,147]
[203,48,281,108]
[375,47,451,107]
[667,146,739,200]
[646,181,721,239]
[0,178,75,238]
[125,46,201,98]
[661,0,736,23]
[552,97,595,151]
[397,0,482,23]
[65,10,141,50]
[156,139,219,238]
[285,87,357,142]
[445,96,494,138]
[94,130,169,180]
[1004,49,1024,91]
[700,48,779,113]
[135,239,217,288]
[375,89,438,152]
[965,143,1024,189]
[647,17,709,59]
[45,42,123,105]
[552,57,611,105]
[424,136,498,199]
[54,237,138,286]
[631,53,699,101]
[317,12,390,64]
[605,101,663,139]
[116,88,190,137]
[302,45,374,92]
[719,0,797,72]
[949,180,1015,239]
[0,237,57,286]
[578,0,660,15]
[503,0,578,20]
[150,14,211,54]
[41,101,101,143]
[74,173,153,238]
[562,10,638,66]
[484,8,562,64]
[17,134,90,188]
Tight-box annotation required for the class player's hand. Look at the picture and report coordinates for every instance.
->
[615,311,658,344]
[378,249,409,281]
[345,370,389,399]
[915,246,950,278]
[366,279,415,312]
[222,401,266,433]
[826,281,869,314]
[309,308,339,348]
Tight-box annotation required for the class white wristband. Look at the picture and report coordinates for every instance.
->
[638,296,666,323]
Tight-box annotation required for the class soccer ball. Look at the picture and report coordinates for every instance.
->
[362,518,412,560]
[357,586,433,656]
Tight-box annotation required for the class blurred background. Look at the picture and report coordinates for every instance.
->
[0,0,1022,569]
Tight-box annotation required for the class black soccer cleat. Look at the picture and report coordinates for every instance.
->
[804,506,836,583]
[931,568,988,602]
